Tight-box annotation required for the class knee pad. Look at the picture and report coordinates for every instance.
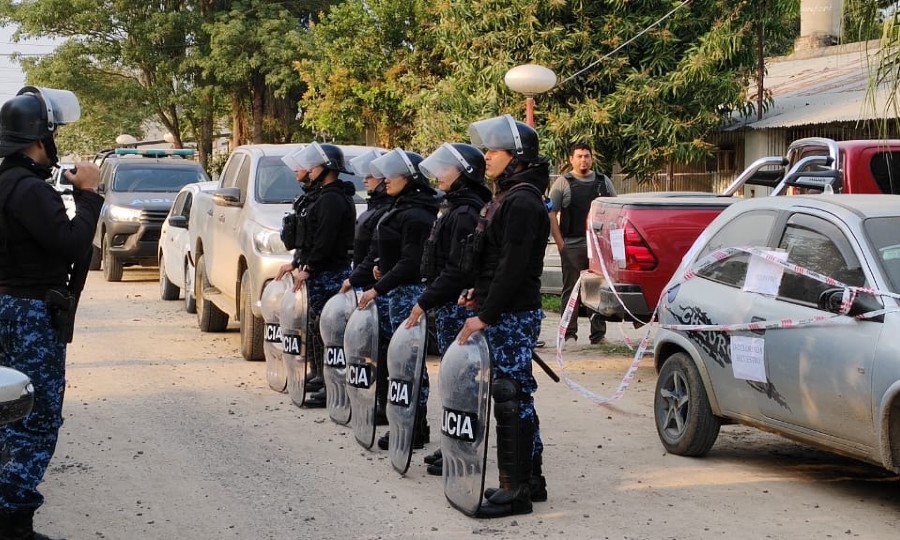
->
[492,378,521,417]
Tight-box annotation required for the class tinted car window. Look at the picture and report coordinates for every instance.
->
[869,152,900,194]
[254,156,367,204]
[696,211,777,287]
[220,153,244,189]
[777,214,866,306]
[113,166,208,192]
[864,216,900,293]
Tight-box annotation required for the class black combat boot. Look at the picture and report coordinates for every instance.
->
[425,448,443,476]
[377,405,429,450]
[0,508,63,540]
[483,454,546,501]
[477,379,533,518]
[423,448,442,465]
[304,386,326,408]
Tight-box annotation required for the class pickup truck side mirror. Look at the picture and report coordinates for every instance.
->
[817,287,883,322]
[212,187,243,208]
[167,215,188,229]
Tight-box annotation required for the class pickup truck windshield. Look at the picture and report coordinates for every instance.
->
[255,156,366,204]
[113,166,208,192]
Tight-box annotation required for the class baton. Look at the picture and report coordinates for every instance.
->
[532,352,560,383]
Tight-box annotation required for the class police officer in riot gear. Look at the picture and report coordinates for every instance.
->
[0,87,102,539]
[457,114,550,517]
[351,149,438,451]
[277,142,356,407]
[406,143,492,475]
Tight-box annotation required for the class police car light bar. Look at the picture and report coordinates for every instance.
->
[114,148,196,157]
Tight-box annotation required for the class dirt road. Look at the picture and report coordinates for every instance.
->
[30,270,900,539]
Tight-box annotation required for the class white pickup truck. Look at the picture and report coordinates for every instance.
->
[189,144,378,361]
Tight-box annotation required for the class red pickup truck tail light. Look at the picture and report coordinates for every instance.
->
[624,221,658,271]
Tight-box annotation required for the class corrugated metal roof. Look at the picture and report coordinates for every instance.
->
[726,40,896,130]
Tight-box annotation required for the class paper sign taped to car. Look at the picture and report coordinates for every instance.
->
[730,336,767,383]
[743,250,788,296]
[610,228,626,262]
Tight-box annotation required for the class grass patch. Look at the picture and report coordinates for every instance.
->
[542,294,561,313]
[594,342,637,357]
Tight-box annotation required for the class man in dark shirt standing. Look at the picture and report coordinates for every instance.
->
[0,87,102,540]
[548,144,616,344]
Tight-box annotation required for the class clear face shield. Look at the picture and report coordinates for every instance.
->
[370,148,417,180]
[467,114,523,156]
[282,142,332,172]
[349,149,387,178]
[419,143,477,182]
[17,86,81,131]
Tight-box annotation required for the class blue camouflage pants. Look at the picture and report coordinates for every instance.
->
[306,269,351,374]
[0,295,66,512]
[483,309,544,459]
[433,302,470,356]
[386,284,429,408]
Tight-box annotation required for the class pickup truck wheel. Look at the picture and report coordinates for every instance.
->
[159,257,180,301]
[654,352,721,457]
[239,270,265,361]
[88,244,101,271]
[195,254,228,332]
[102,237,123,282]
[184,260,197,314]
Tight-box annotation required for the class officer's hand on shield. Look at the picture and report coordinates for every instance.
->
[339,279,352,293]
[358,288,378,309]
[372,265,382,280]
[65,162,100,192]
[276,263,294,281]
[291,269,310,291]
[458,316,487,344]
[458,288,477,310]
[405,303,425,328]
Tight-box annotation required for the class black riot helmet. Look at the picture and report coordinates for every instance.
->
[468,114,539,162]
[318,143,347,173]
[419,143,486,184]
[284,141,348,174]
[0,86,81,159]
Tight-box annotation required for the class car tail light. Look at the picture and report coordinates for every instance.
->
[624,221,657,271]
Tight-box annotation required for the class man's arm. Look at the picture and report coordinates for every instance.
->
[549,209,565,253]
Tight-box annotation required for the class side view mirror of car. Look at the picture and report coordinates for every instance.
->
[817,288,884,322]
[167,215,188,229]
[212,187,243,208]
[0,367,34,426]
[98,184,106,194]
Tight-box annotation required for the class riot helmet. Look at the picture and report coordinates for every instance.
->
[0,86,81,160]
[419,143,486,185]
[349,149,388,178]
[467,114,539,161]
[282,142,347,174]
[370,148,429,189]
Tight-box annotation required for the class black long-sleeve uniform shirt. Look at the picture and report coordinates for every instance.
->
[290,180,356,276]
[352,189,392,268]
[349,185,438,295]
[417,182,491,311]
[0,155,103,297]
[473,162,550,325]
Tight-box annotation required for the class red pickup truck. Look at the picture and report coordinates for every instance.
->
[582,137,900,324]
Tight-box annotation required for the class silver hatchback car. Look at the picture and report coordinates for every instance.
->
[654,194,900,474]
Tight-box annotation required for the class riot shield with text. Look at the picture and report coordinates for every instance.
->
[261,277,290,393]
[280,281,309,407]
[441,330,492,517]
[320,290,358,425]
[344,301,379,449]
[386,314,427,474]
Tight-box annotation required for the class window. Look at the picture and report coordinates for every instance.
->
[864,216,900,293]
[236,158,251,203]
[219,153,244,189]
[112,166,207,193]
[696,211,777,288]
[171,192,188,218]
[869,152,900,195]
[776,214,866,306]
[255,156,300,203]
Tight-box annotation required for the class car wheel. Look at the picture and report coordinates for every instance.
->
[102,237,123,282]
[239,270,265,361]
[88,243,102,271]
[195,254,228,332]
[184,260,197,314]
[654,352,721,457]
[159,256,180,301]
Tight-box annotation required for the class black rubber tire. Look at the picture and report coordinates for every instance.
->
[102,237,123,282]
[195,254,229,332]
[654,352,721,457]
[88,243,102,271]
[159,256,180,301]
[239,269,265,361]
[184,260,197,314]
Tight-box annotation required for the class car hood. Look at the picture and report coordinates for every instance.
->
[252,203,292,231]
[107,191,180,211]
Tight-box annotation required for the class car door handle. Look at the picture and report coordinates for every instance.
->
[207,209,213,216]
[750,316,765,335]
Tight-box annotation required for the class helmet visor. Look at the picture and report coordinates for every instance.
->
[18,86,81,127]
[348,149,387,177]
[467,114,522,155]
[370,148,417,179]
[419,143,477,181]
[285,142,332,171]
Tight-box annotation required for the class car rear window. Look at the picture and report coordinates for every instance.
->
[113,166,208,192]
[255,156,366,204]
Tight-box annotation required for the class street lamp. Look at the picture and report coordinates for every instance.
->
[115,134,137,148]
[504,64,557,127]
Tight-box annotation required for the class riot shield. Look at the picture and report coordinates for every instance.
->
[261,277,290,393]
[280,281,309,407]
[440,330,492,517]
[385,314,427,474]
[320,290,358,425]
[344,301,379,449]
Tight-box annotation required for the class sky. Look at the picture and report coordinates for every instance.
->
[0,24,60,104]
